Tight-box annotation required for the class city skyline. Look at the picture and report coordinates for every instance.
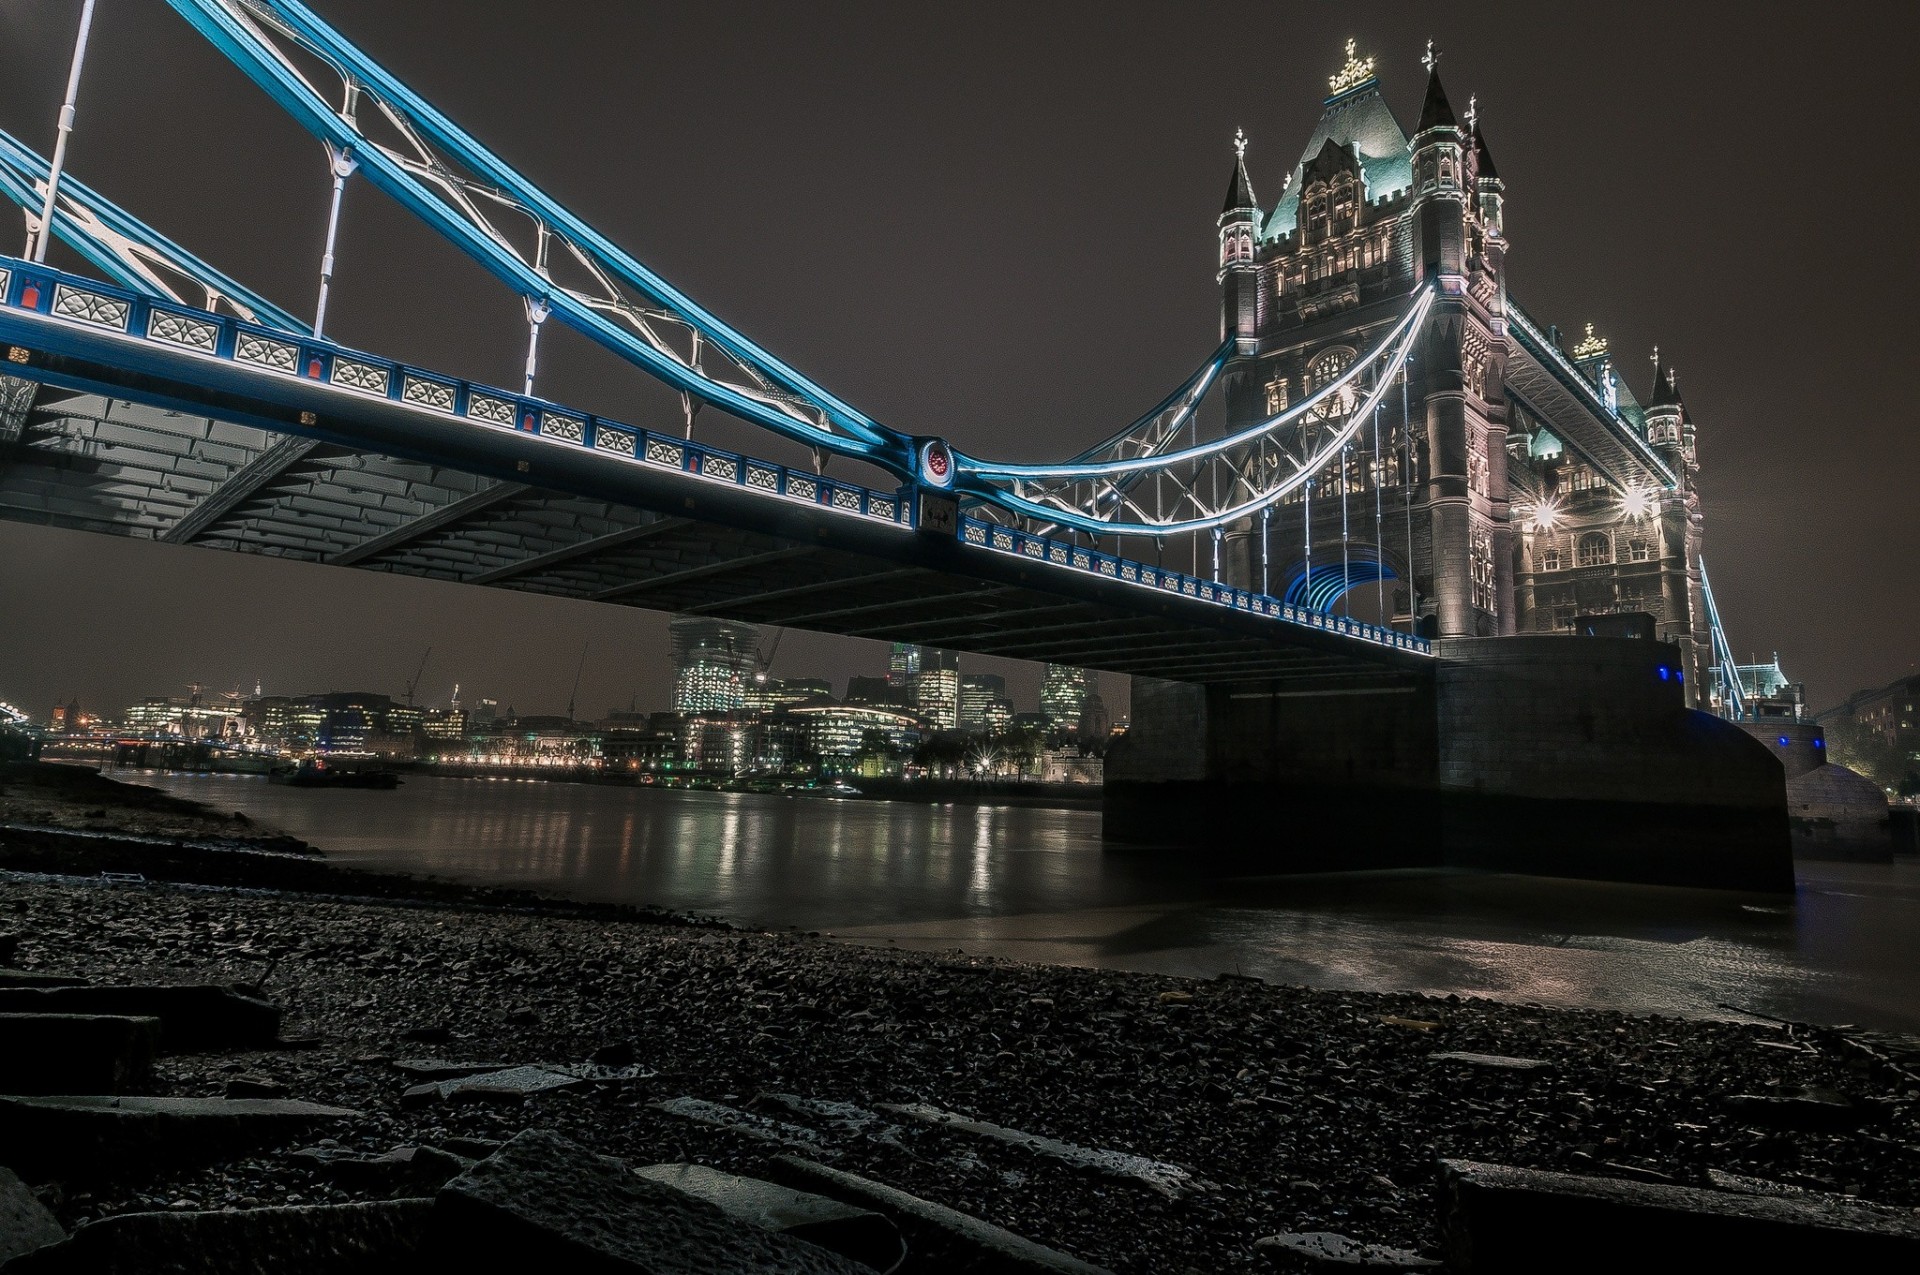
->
[0,3,1915,715]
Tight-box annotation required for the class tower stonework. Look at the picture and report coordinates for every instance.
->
[1102,40,1787,892]
[1211,44,1710,689]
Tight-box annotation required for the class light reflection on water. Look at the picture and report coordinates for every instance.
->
[132,771,1920,1033]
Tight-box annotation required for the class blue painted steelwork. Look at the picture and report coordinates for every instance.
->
[959,516,1428,655]
[0,254,913,532]
[165,0,902,463]
[0,127,303,332]
[0,251,1428,658]
[1281,554,1399,614]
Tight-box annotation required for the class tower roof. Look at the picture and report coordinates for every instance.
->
[1472,125,1499,180]
[1648,352,1681,409]
[1221,132,1257,214]
[1262,76,1412,239]
[1416,68,1459,133]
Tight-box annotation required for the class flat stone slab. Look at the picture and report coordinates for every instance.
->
[294,1144,474,1195]
[0,970,89,989]
[4,1199,430,1273]
[650,1096,836,1156]
[0,984,280,1051]
[1428,1051,1555,1073]
[431,1129,866,1272]
[877,1101,1200,1198]
[1438,1158,1920,1272]
[1255,1230,1440,1269]
[400,1064,583,1107]
[389,1058,515,1081]
[1720,1087,1867,1132]
[0,1013,160,1094]
[635,1163,903,1272]
[0,1165,64,1265]
[770,1155,1116,1275]
[0,1095,360,1182]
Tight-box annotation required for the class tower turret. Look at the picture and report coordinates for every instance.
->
[1409,54,1469,285]
[1644,347,1686,468]
[1218,130,1259,345]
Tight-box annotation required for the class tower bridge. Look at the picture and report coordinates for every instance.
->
[0,6,1791,889]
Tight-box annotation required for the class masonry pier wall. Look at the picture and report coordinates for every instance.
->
[1104,636,1794,892]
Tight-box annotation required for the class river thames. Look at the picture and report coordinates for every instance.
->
[136,771,1920,1034]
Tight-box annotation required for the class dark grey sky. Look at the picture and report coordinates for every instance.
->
[1,1,1915,719]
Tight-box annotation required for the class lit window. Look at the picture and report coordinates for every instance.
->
[1539,547,1561,572]
[1577,532,1611,567]
[1627,539,1651,563]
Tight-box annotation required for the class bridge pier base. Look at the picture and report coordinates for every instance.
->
[1104,636,1793,892]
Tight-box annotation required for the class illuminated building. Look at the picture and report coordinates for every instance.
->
[958,674,1010,734]
[789,704,923,763]
[1040,665,1092,734]
[887,642,923,687]
[743,676,832,712]
[914,650,960,731]
[670,617,760,714]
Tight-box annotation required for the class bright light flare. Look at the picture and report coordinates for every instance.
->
[1619,484,1654,520]
[1527,498,1561,533]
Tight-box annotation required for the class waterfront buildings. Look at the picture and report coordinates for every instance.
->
[914,650,961,731]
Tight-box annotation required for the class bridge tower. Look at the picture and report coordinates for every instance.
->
[1211,43,1513,639]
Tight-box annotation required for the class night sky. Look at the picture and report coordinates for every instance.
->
[1,1,1915,721]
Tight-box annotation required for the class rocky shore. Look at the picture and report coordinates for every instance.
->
[2,764,1919,1271]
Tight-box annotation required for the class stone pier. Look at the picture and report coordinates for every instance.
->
[1103,635,1793,892]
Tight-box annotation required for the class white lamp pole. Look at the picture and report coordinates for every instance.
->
[31,0,100,264]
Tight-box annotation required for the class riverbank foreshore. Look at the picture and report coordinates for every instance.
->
[3,762,1919,1271]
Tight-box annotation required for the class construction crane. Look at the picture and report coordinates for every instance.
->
[402,646,432,708]
[756,628,784,677]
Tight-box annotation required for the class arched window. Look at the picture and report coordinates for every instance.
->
[1306,347,1357,420]
[1576,532,1611,567]
[1626,538,1651,563]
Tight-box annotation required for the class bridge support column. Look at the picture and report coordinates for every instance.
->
[1105,636,1793,891]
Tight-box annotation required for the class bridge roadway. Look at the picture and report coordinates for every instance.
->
[0,257,1428,688]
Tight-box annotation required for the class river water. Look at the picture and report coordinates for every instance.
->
[130,771,1920,1034]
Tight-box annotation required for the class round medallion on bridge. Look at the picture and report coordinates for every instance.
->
[918,438,954,489]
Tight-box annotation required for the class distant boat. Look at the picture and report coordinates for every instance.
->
[269,758,401,789]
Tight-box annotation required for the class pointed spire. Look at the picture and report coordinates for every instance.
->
[1221,128,1256,214]
[1648,347,1680,407]
[1417,64,1459,133]
[1472,124,1500,180]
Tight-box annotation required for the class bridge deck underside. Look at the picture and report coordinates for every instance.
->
[0,385,1400,686]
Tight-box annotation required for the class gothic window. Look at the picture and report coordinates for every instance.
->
[1470,527,1496,614]
[1306,346,1357,420]
[1264,376,1290,417]
[1576,532,1611,567]
[1440,158,1454,184]
[1539,547,1561,572]
[1626,538,1651,563]
[1551,604,1575,631]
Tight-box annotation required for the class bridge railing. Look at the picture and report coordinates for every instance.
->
[960,516,1431,656]
[2,253,1429,659]
[0,256,913,532]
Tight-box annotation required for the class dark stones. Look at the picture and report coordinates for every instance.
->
[0,970,88,989]
[2,1199,432,1274]
[430,1129,867,1272]
[396,1024,450,1044]
[769,1155,1116,1275]
[1720,1087,1869,1132]
[0,1165,64,1265]
[0,1013,160,1094]
[0,1095,360,1182]
[875,1101,1199,1198]
[1254,1230,1440,1269]
[650,1096,835,1155]
[0,984,280,1051]
[1436,1158,1920,1273]
[634,1163,904,1272]
[297,1145,474,1195]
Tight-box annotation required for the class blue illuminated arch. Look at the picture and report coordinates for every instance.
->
[1281,548,1400,613]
